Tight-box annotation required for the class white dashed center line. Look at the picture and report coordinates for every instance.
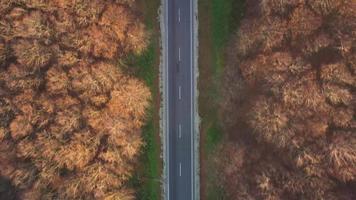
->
[178,86,182,100]
[178,47,181,62]
[179,124,182,139]
[178,8,181,22]
[179,162,182,177]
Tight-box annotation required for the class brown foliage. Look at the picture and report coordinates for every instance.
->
[221,0,356,199]
[0,64,43,92]
[0,40,8,67]
[87,25,120,59]
[100,4,148,54]
[12,10,53,40]
[12,40,53,71]
[0,0,150,199]
[289,6,323,39]
[9,115,33,140]
[328,132,356,182]
[45,66,69,95]
[307,0,344,15]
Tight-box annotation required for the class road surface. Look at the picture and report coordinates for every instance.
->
[165,0,195,199]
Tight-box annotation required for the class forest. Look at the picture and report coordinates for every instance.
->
[219,0,355,199]
[0,0,150,199]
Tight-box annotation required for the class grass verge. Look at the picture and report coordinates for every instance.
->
[125,0,161,199]
[198,0,245,199]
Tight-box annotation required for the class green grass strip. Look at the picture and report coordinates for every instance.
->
[125,0,161,199]
[203,0,246,199]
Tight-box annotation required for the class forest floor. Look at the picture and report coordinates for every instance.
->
[127,0,162,199]
[198,0,245,199]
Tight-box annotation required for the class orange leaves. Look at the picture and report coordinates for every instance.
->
[281,72,326,110]
[320,63,355,86]
[301,33,334,57]
[330,108,353,128]
[0,41,7,67]
[239,52,295,87]
[100,4,131,42]
[248,97,289,145]
[91,62,120,92]
[1,64,42,93]
[0,127,5,141]
[100,4,148,55]
[0,97,14,128]
[307,0,344,15]
[69,62,110,104]
[103,189,135,200]
[57,50,79,67]
[126,22,149,54]
[9,115,33,140]
[71,0,105,28]
[87,25,119,59]
[236,17,289,56]
[260,0,302,17]
[45,66,69,95]
[51,108,81,138]
[12,10,53,40]
[323,83,353,106]
[12,40,53,71]
[108,79,150,122]
[53,130,100,170]
[289,6,322,39]
[328,133,356,182]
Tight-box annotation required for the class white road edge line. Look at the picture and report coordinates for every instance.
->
[178,86,182,100]
[179,124,182,139]
[179,162,182,177]
[190,0,194,199]
[165,0,169,199]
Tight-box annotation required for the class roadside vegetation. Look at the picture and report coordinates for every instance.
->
[127,0,162,199]
[0,0,159,199]
[198,0,245,199]
[212,0,355,199]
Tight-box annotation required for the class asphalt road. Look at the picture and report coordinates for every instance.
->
[166,0,195,199]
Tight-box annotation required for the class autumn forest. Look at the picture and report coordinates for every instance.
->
[0,0,151,199]
[0,0,355,199]
[219,0,355,199]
